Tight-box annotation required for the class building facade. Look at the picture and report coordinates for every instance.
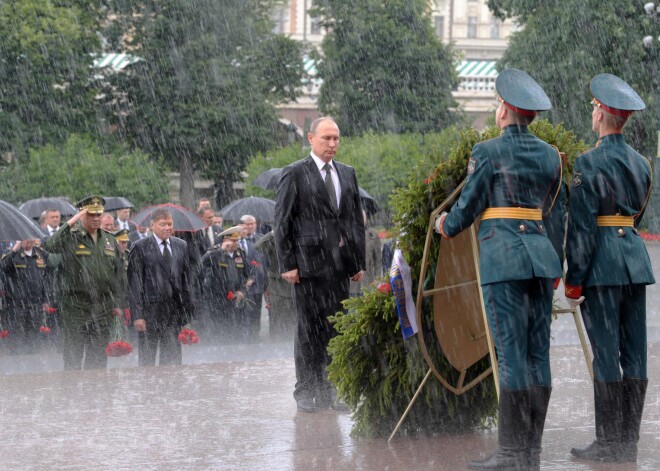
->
[273,0,518,130]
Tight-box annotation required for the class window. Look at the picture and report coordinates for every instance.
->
[435,16,445,38]
[490,18,500,39]
[310,17,322,35]
[271,8,287,34]
[467,16,478,38]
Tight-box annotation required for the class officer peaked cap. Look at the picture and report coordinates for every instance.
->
[496,68,551,115]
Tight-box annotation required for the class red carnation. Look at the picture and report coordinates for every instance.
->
[377,282,392,294]
[424,177,432,184]
[105,316,133,356]
[250,260,260,266]
[227,291,235,301]
[105,341,133,357]
[0,330,9,339]
[178,328,200,345]
[46,307,58,314]
[39,326,52,334]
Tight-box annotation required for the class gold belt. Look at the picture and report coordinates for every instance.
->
[597,215,634,227]
[481,208,542,220]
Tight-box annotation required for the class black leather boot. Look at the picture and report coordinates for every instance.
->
[528,385,551,471]
[619,377,648,462]
[571,380,623,462]
[468,389,530,470]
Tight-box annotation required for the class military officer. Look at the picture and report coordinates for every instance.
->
[0,239,52,352]
[45,196,126,370]
[435,69,565,470]
[565,74,654,463]
[199,226,253,338]
[114,229,131,272]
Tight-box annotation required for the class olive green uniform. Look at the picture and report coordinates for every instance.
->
[45,222,126,370]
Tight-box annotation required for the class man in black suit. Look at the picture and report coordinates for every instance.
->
[128,208,195,366]
[274,116,366,413]
[196,206,223,257]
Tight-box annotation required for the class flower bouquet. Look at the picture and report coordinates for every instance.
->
[39,312,52,334]
[178,325,200,345]
[105,315,133,357]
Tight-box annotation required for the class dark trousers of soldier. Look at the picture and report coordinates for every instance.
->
[61,318,110,370]
[241,292,262,341]
[580,284,647,382]
[571,285,648,463]
[293,275,349,405]
[482,278,554,390]
[470,278,553,470]
[3,305,41,353]
[204,300,240,340]
[137,324,182,366]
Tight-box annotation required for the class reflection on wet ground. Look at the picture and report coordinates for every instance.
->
[1,243,659,470]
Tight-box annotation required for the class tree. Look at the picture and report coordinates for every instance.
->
[109,0,304,209]
[0,134,168,208]
[488,0,658,156]
[0,1,102,160]
[311,0,460,136]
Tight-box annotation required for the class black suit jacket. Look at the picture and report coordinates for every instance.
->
[127,235,195,327]
[274,155,366,279]
[194,224,224,257]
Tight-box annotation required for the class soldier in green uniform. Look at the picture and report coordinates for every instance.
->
[199,226,253,339]
[114,229,131,273]
[255,231,295,339]
[435,69,565,470]
[565,74,654,463]
[45,196,126,370]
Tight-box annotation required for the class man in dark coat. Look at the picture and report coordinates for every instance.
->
[436,69,565,470]
[565,74,655,463]
[0,239,52,352]
[128,208,195,366]
[275,116,366,413]
[199,226,252,339]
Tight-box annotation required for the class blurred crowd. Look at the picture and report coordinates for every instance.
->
[0,197,388,359]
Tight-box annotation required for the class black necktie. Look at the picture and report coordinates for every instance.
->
[323,163,338,210]
[162,240,171,268]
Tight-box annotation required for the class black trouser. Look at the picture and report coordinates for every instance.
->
[293,275,349,403]
[138,324,182,366]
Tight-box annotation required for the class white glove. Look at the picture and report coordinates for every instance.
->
[566,296,585,308]
[434,211,448,235]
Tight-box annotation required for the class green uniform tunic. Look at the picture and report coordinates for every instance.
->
[45,222,126,369]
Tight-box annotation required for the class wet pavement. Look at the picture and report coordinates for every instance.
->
[1,242,660,470]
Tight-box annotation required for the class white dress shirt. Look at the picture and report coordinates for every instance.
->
[311,152,341,208]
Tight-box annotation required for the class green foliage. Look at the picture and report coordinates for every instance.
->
[491,0,658,157]
[0,1,101,157]
[327,120,587,437]
[0,134,168,208]
[311,0,460,136]
[245,129,464,221]
[110,0,304,197]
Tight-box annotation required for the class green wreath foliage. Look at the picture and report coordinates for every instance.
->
[327,120,587,438]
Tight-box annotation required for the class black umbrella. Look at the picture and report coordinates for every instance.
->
[102,196,134,212]
[358,187,380,216]
[131,203,206,232]
[252,168,283,190]
[0,200,51,241]
[220,196,276,223]
[18,197,77,220]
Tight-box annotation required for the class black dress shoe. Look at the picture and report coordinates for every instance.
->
[296,398,317,413]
